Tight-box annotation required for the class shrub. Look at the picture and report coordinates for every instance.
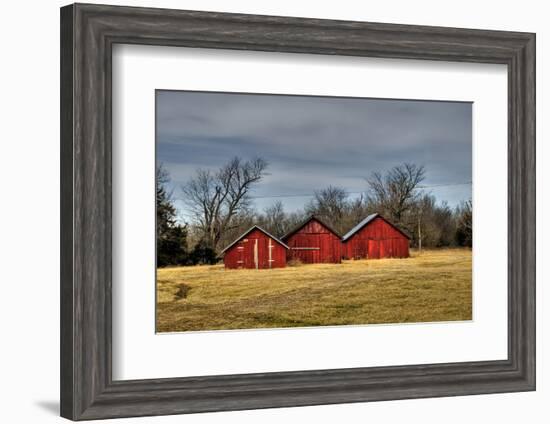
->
[189,242,218,265]
[287,258,304,267]
[174,283,191,300]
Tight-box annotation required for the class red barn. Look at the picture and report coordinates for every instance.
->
[282,216,342,264]
[221,225,288,269]
[342,213,410,259]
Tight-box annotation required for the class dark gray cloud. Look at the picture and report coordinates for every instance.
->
[157,90,471,217]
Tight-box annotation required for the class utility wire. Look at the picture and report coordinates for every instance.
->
[172,181,472,221]
[248,181,472,200]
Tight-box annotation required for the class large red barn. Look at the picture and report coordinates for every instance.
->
[221,225,288,269]
[282,216,342,264]
[342,213,410,259]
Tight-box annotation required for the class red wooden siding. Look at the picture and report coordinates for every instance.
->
[342,216,409,259]
[283,218,342,264]
[223,228,287,269]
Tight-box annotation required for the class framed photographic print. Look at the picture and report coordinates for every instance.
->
[60,3,535,421]
[154,90,473,333]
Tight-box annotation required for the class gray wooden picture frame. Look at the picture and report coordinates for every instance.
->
[60,3,536,421]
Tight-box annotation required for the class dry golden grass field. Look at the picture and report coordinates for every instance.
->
[156,248,472,332]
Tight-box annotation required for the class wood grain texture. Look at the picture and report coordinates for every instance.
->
[283,217,342,264]
[223,228,288,269]
[60,3,536,420]
[60,4,74,419]
[342,216,410,259]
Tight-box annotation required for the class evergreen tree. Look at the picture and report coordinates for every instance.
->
[157,165,189,267]
[189,240,218,265]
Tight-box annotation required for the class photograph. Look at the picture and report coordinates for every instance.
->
[155,90,473,333]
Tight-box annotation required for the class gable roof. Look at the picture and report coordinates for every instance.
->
[220,225,289,254]
[341,213,411,241]
[281,215,342,241]
[341,213,378,241]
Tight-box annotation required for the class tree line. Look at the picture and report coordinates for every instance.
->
[157,158,472,267]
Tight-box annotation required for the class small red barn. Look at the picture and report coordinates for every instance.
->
[342,213,410,259]
[221,225,289,269]
[282,216,342,264]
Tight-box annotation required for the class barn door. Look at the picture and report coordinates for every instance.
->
[268,238,273,268]
[236,241,245,268]
[368,240,380,259]
[253,239,259,269]
[355,239,368,259]
[312,234,321,263]
[380,240,387,258]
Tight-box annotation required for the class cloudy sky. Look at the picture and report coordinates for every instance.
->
[156,90,472,220]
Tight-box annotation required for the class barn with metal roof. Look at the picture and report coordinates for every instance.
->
[341,213,410,259]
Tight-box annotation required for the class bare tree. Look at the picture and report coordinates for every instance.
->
[366,163,426,225]
[412,194,453,250]
[181,156,268,251]
[303,186,377,234]
[259,201,288,238]
[455,199,472,247]
[344,194,374,231]
[305,186,348,231]
[285,210,309,232]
